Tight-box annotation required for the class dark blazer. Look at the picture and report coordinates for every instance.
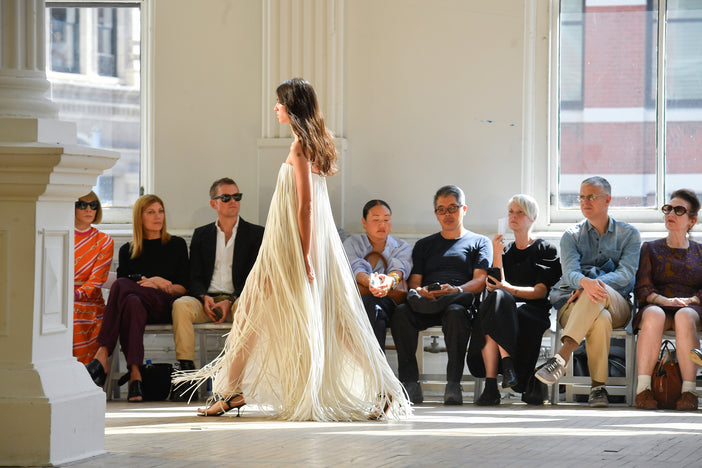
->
[188,217,264,299]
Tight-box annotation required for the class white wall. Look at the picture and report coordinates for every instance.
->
[150,1,550,237]
[152,0,264,229]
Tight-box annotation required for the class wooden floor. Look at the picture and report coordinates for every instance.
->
[62,396,702,468]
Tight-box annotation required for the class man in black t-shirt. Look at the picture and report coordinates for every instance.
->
[390,185,491,405]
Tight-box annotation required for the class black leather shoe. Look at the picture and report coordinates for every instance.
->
[475,389,501,406]
[179,360,196,371]
[128,380,144,402]
[501,366,519,389]
[170,360,198,401]
[86,359,107,387]
[443,381,463,405]
[402,381,424,405]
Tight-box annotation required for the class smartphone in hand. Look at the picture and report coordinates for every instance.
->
[128,273,143,282]
[426,282,441,291]
[211,306,223,321]
[486,267,502,284]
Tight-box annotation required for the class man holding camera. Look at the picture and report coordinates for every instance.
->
[171,178,264,375]
[390,185,491,405]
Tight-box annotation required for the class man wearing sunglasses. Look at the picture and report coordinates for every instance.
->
[391,185,491,405]
[538,176,641,408]
[171,178,264,384]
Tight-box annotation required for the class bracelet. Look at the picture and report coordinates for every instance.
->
[388,272,401,290]
[650,293,660,305]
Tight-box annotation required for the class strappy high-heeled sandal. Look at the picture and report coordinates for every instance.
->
[369,394,393,420]
[197,393,246,417]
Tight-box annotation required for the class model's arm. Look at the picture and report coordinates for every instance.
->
[290,140,315,282]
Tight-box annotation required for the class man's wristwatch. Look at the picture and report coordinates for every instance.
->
[455,285,463,293]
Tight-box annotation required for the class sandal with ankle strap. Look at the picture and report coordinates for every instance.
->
[369,394,393,420]
[197,393,246,417]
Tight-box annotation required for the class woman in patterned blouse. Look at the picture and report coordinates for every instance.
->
[634,189,701,411]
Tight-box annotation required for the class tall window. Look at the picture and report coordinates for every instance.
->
[555,0,702,218]
[97,8,118,77]
[46,2,142,218]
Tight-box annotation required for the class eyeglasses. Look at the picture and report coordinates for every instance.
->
[661,204,691,216]
[212,193,243,203]
[75,200,99,210]
[434,204,463,215]
[578,194,607,202]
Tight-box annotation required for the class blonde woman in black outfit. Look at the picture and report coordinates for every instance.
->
[468,194,561,405]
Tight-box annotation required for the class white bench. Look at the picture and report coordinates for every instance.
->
[101,272,232,400]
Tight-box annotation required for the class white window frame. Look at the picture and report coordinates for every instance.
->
[46,0,153,226]
[546,0,679,231]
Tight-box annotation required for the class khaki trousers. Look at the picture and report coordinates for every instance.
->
[557,284,630,383]
[172,295,235,362]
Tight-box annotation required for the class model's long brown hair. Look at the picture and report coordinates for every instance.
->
[130,194,171,258]
[276,78,337,176]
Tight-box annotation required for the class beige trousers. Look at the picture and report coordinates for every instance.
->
[557,284,631,383]
[172,295,235,362]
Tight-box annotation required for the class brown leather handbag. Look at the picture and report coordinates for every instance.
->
[356,251,408,303]
[651,340,682,409]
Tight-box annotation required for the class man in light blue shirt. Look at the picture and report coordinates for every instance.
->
[536,176,641,407]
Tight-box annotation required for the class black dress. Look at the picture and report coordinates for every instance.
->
[466,239,561,392]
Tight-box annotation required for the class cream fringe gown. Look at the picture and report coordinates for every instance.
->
[184,163,411,421]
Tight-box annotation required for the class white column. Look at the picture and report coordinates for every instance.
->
[0,1,119,466]
[0,0,58,119]
[258,0,347,225]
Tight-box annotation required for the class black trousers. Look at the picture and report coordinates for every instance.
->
[362,294,397,351]
[390,302,472,383]
[466,289,550,392]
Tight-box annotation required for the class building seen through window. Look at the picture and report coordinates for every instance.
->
[557,0,702,212]
[47,3,141,213]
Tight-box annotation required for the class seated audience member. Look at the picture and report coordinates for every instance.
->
[468,194,561,405]
[171,178,263,373]
[537,177,641,407]
[391,185,490,405]
[343,199,412,350]
[633,189,701,411]
[73,191,114,364]
[85,194,189,402]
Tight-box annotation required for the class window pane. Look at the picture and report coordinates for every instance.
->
[50,8,80,73]
[47,5,141,209]
[665,0,702,198]
[558,1,658,208]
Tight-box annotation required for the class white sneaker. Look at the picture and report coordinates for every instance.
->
[535,355,566,385]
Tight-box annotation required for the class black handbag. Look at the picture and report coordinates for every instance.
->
[118,362,173,401]
[522,368,547,405]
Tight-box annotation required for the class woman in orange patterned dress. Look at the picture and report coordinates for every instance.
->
[74,191,114,364]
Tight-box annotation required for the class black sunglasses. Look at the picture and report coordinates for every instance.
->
[75,200,99,210]
[661,204,691,216]
[212,193,243,203]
